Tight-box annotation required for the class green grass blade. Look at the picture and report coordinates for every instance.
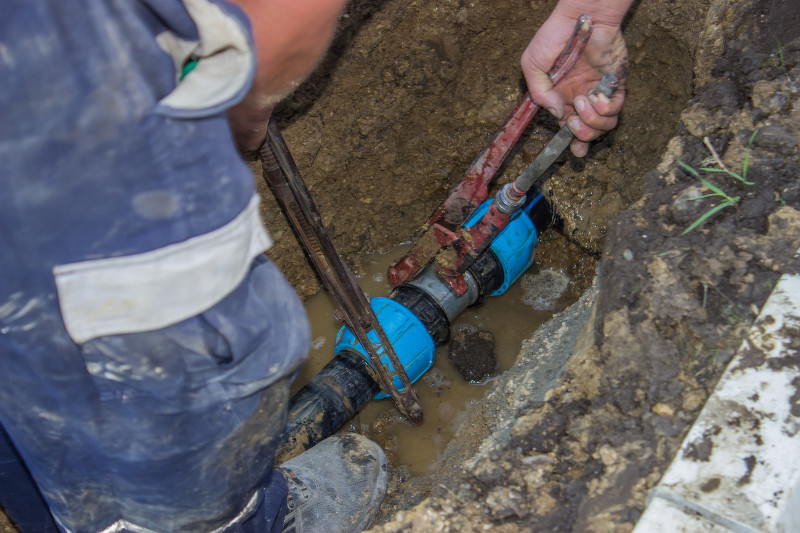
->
[729,167,753,185]
[699,166,752,185]
[697,176,729,198]
[682,201,733,235]
[741,128,759,183]
[679,161,732,200]
[678,160,701,178]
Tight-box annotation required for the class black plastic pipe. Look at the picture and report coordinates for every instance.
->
[276,249,506,460]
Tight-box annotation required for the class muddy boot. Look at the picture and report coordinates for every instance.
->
[279,433,388,533]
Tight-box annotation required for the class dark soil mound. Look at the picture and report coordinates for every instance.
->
[448,326,498,383]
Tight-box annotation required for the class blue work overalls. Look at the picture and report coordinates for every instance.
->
[0,1,310,531]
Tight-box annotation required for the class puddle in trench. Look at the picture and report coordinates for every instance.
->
[292,245,564,477]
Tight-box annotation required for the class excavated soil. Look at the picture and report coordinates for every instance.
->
[258,0,800,531]
[448,325,498,383]
[255,0,698,299]
[3,0,799,531]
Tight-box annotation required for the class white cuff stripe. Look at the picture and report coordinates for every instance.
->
[54,195,271,344]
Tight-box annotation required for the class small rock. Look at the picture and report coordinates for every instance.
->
[751,79,790,114]
[680,102,729,137]
[485,487,528,520]
[753,124,798,153]
[682,389,707,412]
[456,483,477,503]
[597,444,620,467]
[531,490,557,516]
[473,456,505,485]
[671,185,706,218]
[652,402,674,417]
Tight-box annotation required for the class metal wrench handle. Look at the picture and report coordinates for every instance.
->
[514,72,620,194]
[260,118,424,425]
[514,72,619,193]
[434,72,621,288]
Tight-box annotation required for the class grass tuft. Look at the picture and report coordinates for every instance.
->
[678,161,740,235]
[678,131,758,234]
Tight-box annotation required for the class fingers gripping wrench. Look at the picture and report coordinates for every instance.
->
[387,14,595,287]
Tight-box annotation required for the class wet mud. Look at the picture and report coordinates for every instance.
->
[448,325,498,383]
[288,248,561,478]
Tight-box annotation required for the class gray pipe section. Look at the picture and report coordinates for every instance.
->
[405,267,479,322]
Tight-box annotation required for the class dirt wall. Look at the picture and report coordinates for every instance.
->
[360,0,800,530]
[257,0,704,297]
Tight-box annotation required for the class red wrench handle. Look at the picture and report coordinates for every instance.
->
[388,14,593,286]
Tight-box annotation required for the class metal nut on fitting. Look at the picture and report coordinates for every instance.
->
[496,183,527,214]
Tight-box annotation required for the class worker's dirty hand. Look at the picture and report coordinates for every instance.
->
[521,1,631,157]
[228,101,276,154]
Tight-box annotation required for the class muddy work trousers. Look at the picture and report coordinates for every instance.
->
[0,257,310,532]
[1,0,313,531]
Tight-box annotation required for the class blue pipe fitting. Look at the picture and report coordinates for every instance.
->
[334,296,435,399]
[464,196,541,295]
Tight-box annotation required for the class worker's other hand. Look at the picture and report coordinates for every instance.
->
[521,2,631,157]
[227,0,346,152]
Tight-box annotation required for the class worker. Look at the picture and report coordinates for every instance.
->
[0,0,631,531]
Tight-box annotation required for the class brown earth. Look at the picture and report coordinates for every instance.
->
[448,325,498,383]
[3,0,800,531]
[254,0,695,300]
[256,0,800,531]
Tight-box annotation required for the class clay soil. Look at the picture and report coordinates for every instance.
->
[2,0,799,531]
[257,0,800,531]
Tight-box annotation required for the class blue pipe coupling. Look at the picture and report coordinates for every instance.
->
[283,194,552,459]
[334,297,435,399]
[464,197,540,295]
[334,195,541,400]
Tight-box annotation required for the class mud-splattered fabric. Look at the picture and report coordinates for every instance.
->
[0,1,309,531]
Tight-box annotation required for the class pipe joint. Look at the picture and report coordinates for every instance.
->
[496,183,527,214]
[334,297,435,400]
[407,267,480,322]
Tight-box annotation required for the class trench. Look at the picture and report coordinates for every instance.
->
[291,245,572,476]
[259,0,700,525]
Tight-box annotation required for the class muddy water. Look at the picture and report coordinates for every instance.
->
[292,245,563,476]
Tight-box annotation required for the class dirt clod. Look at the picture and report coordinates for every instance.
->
[448,325,497,383]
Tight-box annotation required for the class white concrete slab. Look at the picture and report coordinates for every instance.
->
[636,271,800,533]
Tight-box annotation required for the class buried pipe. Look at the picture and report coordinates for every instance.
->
[276,192,556,461]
